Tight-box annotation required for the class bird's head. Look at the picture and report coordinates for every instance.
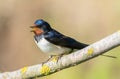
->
[30,19,52,35]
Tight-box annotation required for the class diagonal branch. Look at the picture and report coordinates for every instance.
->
[0,31,120,79]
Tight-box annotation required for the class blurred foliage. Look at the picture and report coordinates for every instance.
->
[0,0,120,79]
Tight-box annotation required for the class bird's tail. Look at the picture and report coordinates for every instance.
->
[101,54,117,59]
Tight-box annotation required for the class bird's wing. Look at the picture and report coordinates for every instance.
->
[44,30,88,49]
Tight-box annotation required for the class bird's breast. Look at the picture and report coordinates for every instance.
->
[35,37,72,55]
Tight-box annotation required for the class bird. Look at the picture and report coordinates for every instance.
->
[30,19,116,63]
[30,19,88,62]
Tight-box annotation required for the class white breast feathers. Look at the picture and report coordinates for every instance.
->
[35,37,72,55]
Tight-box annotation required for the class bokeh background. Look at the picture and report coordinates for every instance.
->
[0,0,120,79]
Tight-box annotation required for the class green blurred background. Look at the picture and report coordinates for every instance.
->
[0,0,120,79]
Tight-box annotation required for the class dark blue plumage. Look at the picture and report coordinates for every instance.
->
[44,29,88,49]
[34,19,43,25]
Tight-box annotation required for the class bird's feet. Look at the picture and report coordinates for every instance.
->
[51,55,62,62]
[41,55,62,66]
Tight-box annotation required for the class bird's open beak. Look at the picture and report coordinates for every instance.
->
[30,25,37,32]
[30,25,43,35]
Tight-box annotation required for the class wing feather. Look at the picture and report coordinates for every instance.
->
[44,29,88,49]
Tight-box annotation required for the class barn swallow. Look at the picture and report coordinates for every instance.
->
[30,19,116,62]
[30,19,88,62]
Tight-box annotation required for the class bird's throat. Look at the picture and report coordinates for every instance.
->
[34,29,43,35]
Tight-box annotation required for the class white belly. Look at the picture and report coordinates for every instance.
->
[35,38,72,55]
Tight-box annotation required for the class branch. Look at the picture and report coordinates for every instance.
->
[0,31,120,79]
